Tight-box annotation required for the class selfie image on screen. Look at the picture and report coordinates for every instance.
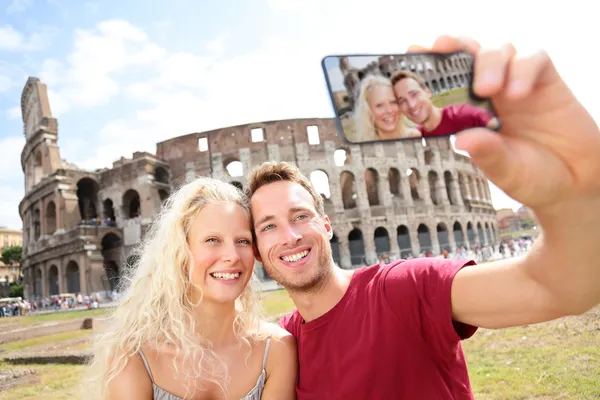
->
[322,52,499,144]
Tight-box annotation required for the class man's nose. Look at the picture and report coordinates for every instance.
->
[280,224,302,246]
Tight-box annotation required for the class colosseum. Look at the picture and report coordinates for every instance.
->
[17,75,498,301]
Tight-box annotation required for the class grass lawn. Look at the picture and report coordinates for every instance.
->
[2,292,598,399]
[0,308,110,327]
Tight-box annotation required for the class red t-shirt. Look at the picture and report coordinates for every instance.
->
[420,104,494,137]
[279,258,478,399]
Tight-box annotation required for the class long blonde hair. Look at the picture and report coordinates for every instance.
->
[354,74,417,141]
[86,177,265,399]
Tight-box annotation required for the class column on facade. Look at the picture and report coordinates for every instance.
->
[376,166,392,208]
[336,228,352,269]
[239,148,252,179]
[421,168,433,206]
[451,172,464,206]
[39,198,46,237]
[409,226,420,256]
[388,223,401,259]
[363,226,378,265]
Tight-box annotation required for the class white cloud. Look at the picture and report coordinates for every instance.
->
[0,25,22,51]
[6,0,32,14]
[0,24,60,52]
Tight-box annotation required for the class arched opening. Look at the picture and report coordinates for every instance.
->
[348,229,365,265]
[103,199,116,225]
[310,170,331,201]
[334,149,351,167]
[453,222,465,248]
[467,222,475,245]
[374,227,390,257]
[122,189,141,219]
[102,233,123,291]
[431,80,440,93]
[340,171,357,209]
[46,201,56,234]
[407,168,420,200]
[77,178,100,221]
[66,261,80,293]
[424,149,435,165]
[485,223,492,245]
[397,225,412,258]
[155,167,169,184]
[437,223,450,252]
[444,171,455,205]
[330,234,341,266]
[365,168,380,206]
[428,171,439,205]
[48,265,59,296]
[158,189,170,203]
[388,168,402,198]
[225,159,243,177]
[33,208,40,240]
[417,224,432,255]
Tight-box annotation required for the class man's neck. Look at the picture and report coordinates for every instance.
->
[421,106,443,132]
[288,267,354,323]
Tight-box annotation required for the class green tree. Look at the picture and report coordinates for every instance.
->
[8,283,23,298]
[1,246,23,283]
[520,218,536,230]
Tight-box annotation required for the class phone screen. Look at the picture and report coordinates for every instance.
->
[321,51,499,144]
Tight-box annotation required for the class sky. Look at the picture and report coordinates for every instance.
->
[0,0,598,230]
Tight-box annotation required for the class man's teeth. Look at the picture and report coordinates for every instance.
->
[410,108,421,117]
[211,272,240,280]
[282,250,309,263]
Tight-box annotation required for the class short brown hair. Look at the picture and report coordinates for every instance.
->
[390,70,428,90]
[247,161,325,217]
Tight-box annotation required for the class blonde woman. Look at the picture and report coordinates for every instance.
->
[86,177,297,400]
[354,74,422,141]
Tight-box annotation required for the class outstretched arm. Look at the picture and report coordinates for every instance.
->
[410,36,600,329]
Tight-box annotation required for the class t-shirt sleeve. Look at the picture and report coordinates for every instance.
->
[457,104,494,127]
[278,312,299,338]
[382,258,478,347]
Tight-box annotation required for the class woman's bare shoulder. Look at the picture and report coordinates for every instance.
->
[106,348,154,399]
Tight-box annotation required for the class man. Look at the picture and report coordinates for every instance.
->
[246,35,600,399]
[391,69,500,137]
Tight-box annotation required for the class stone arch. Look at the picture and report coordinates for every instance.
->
[348,229,365,265]
[417,224,432,254]
[428,171,440,205]
[365,168,380,206]
[437,223,450,252]
[388,168,402,198]
[155,167,169,184]
[467,222,476,245]
[122,189,141,219]
[33,208,40,240]
[458,173,468,203]
[48,265,59,295]
[35,268,42,297]
[224,158,243,177]
[444,171,455,205]
[446,76,453,89]
[310,170,331,201]
[77,178,100,221]
[340,171,357,209]
[33,150,43,186]
[431,79,440,93]
[477,222,485,245]
[330,234,341,266]
[485,223,492,245]
[453,222,465,248]
[66,260,80,293]
[408,168,420,200]
[46,201,57,234]
[397,225,412,257]
[103,198,116,224]
[374,227,390,257]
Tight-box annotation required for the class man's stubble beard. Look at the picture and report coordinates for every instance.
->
[264,244,335,295]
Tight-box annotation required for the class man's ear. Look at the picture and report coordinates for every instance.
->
[323,215,334,240]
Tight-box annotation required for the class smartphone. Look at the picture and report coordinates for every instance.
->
[321,51,500,144]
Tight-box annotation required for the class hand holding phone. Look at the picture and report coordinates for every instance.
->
[322,51,500,144]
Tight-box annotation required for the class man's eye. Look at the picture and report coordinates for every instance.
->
[262,224,274,231]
